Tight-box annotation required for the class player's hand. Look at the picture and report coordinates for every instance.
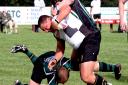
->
[48,58,57,70]
[120,20,128,31]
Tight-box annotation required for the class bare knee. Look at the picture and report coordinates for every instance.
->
[29,79,39,85]
[80,61,96,84]
[81,73,95,84]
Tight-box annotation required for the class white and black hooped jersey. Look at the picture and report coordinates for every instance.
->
[54,11,93,49]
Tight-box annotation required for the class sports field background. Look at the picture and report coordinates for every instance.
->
[0,25,128,85]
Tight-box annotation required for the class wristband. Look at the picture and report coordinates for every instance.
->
[55,19,59,24]
[52,17,59,24]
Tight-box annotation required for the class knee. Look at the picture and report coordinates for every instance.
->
[81,74,94,83]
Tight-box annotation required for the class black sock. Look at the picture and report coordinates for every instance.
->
[87,74,107,85]
[70,59,79,71]
[94,74,107,85]
[99,62,116,72]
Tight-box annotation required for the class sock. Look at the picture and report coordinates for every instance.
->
[70,59,79,71]
[99,62,116,72]
[24,50,37,64]
[87,74,107,85]
[94,74,107,85]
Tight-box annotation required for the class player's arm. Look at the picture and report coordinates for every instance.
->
[118,0,127,30]
[55,38,65,61]
[51,5,71,30]
[48,38,65,70]
[70,49,80,71]
[51,0,73,30]
[54,0,74,22]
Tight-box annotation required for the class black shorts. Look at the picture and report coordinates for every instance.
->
[78,31,101,63]
[31,51,56,84]
[31,58,46,84]
[93,14,101,19]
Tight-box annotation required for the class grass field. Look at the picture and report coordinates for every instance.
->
[0,25,128,85]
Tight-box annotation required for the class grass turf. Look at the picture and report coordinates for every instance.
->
[0,24,128,85]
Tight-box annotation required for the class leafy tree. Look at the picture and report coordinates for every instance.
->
[0,0,34,6]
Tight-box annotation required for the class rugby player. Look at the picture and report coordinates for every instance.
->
[11,45,70,85]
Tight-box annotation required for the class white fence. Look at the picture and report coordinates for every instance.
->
[0,7,51,25]
[0,7,120,25]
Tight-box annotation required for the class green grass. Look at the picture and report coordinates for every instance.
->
[0,25,128,85]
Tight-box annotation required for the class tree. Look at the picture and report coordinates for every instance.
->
[0,0,34,6]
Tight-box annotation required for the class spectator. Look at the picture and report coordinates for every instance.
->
[1,11,18,34]
[32,0,46,32]
[34,0,45,8]
[90,0,102,30]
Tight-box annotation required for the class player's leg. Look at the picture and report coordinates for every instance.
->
[11,45,37,64]
[80,61,96,84]
[93,14,98,29]
[98,14,102,30]
[94,61,121,80]
[13,20,18,33]
[29,79,39,85]
[80,61,110,85]
[14,80,28,85]
[79,31,111,85]
[8,20,13,34]
[14,79,39,85]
